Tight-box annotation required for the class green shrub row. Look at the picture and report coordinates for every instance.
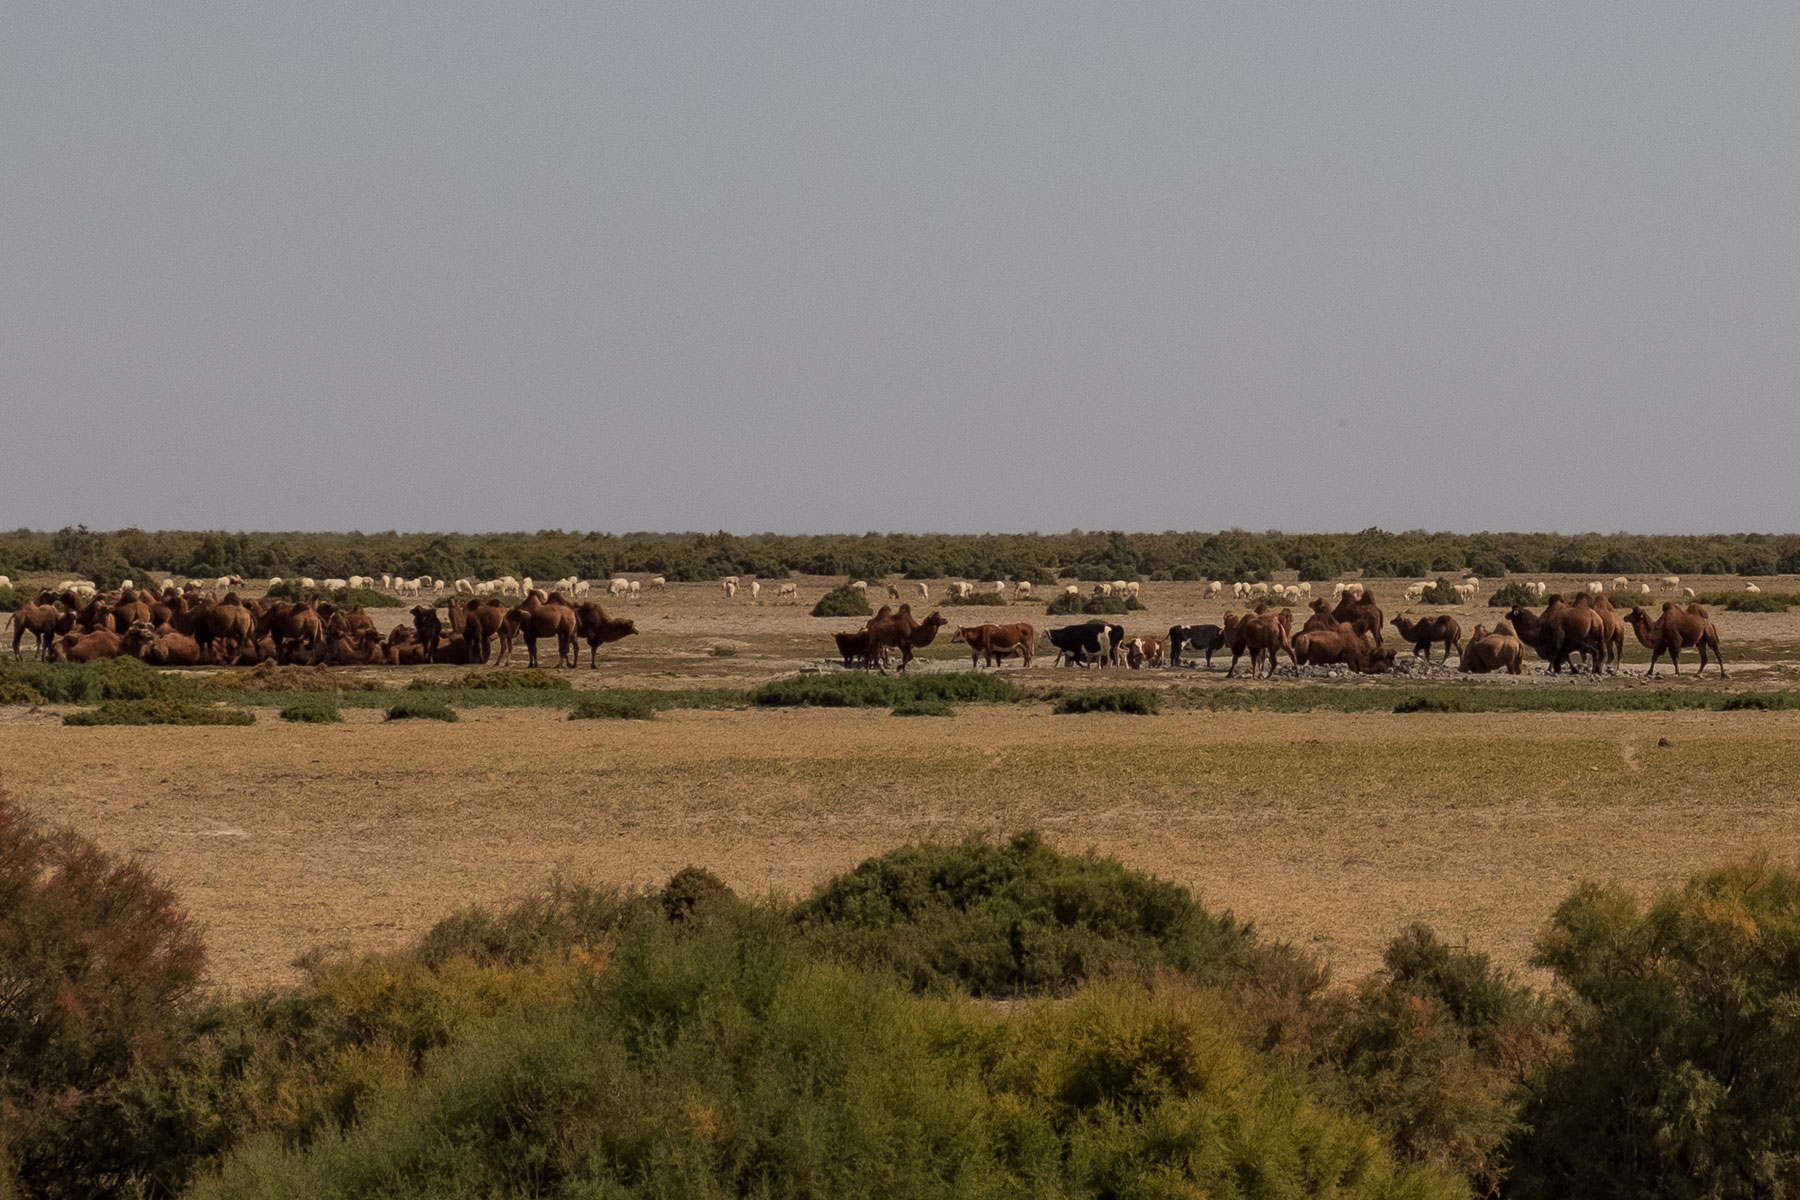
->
[1052,687,1160,715]
[751,672,1021,708]
[63,700,255,727]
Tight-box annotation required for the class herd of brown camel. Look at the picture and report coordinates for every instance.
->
[3,580,1729,681]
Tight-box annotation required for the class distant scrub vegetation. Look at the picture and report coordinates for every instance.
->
[6,525,1800,595]
[8,797,1800,1200]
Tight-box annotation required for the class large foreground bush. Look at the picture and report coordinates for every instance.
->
[1508,862,1800,1199]
[189,918,1459,1200]
[0,792,207,1200]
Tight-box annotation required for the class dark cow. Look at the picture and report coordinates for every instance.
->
[1047,623,1111,667]
[1167,623,1226,669]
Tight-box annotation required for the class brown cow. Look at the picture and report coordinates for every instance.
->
[952,623,1037,668]
[1627,603,1724,677]
[1390,614,1462,663]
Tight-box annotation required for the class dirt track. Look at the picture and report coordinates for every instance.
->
[7,702,1800,992]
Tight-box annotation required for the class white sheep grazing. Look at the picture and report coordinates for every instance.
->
[1660,575,1681,592]
[498,576,521,596]
[1249,582,1270,598]
[455,578,475,595]
[1205,581,1222,597]
[1234,582,1249,599]
[1611,577,1629,591]
[1746,583,1763,593]
[629,580,641,597]
[1683,587,1695,598]
[381,574,393,590]
[266,577,282,588]
[951,581,973,599]
[1639,583,1651,595]
[723,580,737,599]
[1463,577,1479,593]
[1455,583,1477,603]
[605,578,626,595]
[323,578,348,591]
[1110,580,1128,595]
[573,580,591,597]
[1587,581,1605,595]
[649,577,666,591]
[1530,581,1548,598]
[916,582,930,598]
[521,577,536,597]
[1283,585,1301,601]
[750,581,762,599]
[1296,582,1312,597]
[1017,581,1033,597]
[1404,584,1425,602]
[1126,581,1141,597]
[1331,583,1347,599]
[992,580,1006,594]
[778,582,799,602]
[1065,585,1079,596]
[300,577,318,590]
[850,580,868,594]
[887,583,901,599]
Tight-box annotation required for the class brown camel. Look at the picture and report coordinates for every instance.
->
[1572,593,1625,673]
[1459,620,1524,674]
[6,600,71,660]
[1332,591,1385,646]
[573,603,638,668]
[1627,603,1724,677]
[1223,607,1293,678]
[1505,597,1603,674]
[1390,613,1462,663]
[499,595,579,668]
[863,604,949,672]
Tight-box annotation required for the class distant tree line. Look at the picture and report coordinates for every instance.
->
[4,525,1797,592]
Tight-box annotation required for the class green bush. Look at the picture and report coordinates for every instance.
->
[63,700,255,727]
[809,584,873,618]
[453,670,572,690]
[1322,925,1554,1194]
[1509,863,1800,1199]
[1419,579,1460,605]
[279,698,343,723]
[1392,695,1467,714]
[944,590,1008,606]
[568,692,656,721]
[0,585,24,610]
[751,673,1019,708]
[187,916,1454,1200]
[383,698,457,722]
[1045,592,1143,616]
[1053,688,1159,715]
[1727,593,1793,612]
[0,676,46,705]
[890,698,954,717]
[791,831,1306,1001]
[0,657,196,706]
[1486,580,1539,608]
[0,792,207,1200]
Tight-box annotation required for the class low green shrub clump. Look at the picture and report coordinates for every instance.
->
[0,676,47,704]
[0,585,25,611]
[452,670,573,690]
[792,831,1300,1001]
[707,643,739,657]
[1419,578,1460,605]
[0,657,196,705]
[568,692,656,720]
[1487,580,1540,608]
[63,700,255,727]
[278,698,342,723]
[944,590,1008,606]
[890,698,954,717]
[1727,593,1793,612]
[1044,591,1144,616]
[383,698,458,722]
[1053,688,1159,715]
[809,584,873,618]
[751,672,1020,708]
[1392,694,1468,714]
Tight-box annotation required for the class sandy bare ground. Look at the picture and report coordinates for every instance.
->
[7,704,1800,993]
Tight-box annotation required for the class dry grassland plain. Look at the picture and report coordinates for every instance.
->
[6,572,1800,992]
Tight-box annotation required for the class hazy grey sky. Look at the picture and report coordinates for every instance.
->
[5,4,1797,535]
